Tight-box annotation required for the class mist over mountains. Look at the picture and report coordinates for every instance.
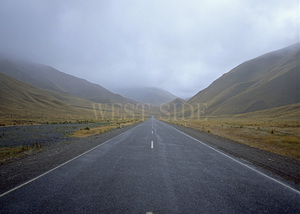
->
[0,42,299,122]
[0,59,131,104]
[112,87,177,106]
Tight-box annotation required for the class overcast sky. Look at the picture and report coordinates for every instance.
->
[0,0,299,98]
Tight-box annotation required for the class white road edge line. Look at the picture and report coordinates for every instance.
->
[151,141,154,149]
[165,122,300,195]
[0,128,132,198]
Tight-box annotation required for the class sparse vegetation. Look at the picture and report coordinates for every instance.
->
[168,117,300,160]
[73,119,142,138]
[0,143,42,165]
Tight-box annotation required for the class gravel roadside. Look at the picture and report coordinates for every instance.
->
[167,122,300,186]
[1,120,299,196]
[0,123,141,195]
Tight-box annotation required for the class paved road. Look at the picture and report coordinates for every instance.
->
[1,117,300,213]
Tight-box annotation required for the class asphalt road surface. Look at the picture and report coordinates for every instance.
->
[1,117,300,213]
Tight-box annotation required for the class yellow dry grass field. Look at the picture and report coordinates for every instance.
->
[0,109,96,126]
[169,117,300,160]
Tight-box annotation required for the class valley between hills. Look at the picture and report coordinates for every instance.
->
[0,42,299,169]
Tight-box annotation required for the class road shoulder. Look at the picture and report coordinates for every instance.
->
[165,122,300,185]
[0,123,141,195]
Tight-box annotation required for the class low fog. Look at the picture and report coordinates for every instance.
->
[0,0,299,98]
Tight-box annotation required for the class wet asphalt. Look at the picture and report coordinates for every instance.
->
[1,117,299,213]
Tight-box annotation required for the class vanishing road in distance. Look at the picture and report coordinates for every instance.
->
[1,117,300,213]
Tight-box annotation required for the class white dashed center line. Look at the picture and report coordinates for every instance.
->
[151,141,154,149]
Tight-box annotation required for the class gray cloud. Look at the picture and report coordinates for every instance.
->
[0,0,299,98]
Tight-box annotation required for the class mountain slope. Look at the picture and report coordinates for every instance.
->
[234,103,300,119]
[113,87,177,106]
[189,42,300,115]
[0,72,94,123]
[0,59,131,104]
[0,72,152,124]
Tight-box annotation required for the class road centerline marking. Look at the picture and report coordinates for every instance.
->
[151,141,154,149]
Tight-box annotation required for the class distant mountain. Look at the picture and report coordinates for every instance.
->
[166,97,186,110]
[0,59,153,124]
[167,97,186,105]
[161,98,186,118]
[113,87,177,106]
[188,42,300,115]
[0,59,131,104]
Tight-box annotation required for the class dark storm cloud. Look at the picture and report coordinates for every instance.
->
[0,0,299,98]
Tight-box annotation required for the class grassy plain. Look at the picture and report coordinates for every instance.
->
[170,117,300,160]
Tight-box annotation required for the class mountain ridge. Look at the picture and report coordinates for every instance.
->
[0,72,95,123]
[188,42,300,115]
[0,59,132,104]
